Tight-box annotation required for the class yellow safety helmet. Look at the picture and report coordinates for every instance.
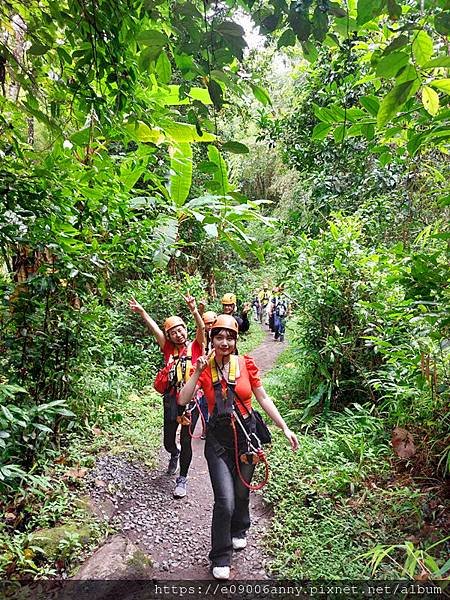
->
[211,314,239,334]
[221,293,236,305]
[202,311,218,324]
[163,316,186,333]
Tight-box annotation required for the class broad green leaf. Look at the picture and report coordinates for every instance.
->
[251,84,271,106]
[301,40,318,63]
[221,141,249,154]
[382,35,409,56]
[312,5,329,42]
[422,57,450,69]
[386,0,401,20]
[289,9,311,41]
[28,41,50,55]
[155,52,172,84]
[328,2,347,18]
[164,122,216,143]
[376,52,409,78]
[207,79,224,110]
[422,86,439,116]
[160,85,212,106]
[311,123,332,140]
[261,14,280,33]
[137,30,169,48]
[216,21,245,37]
[431,79,450,94]
[168,143,193,207]
[70,127,92,146]
[412,30,433,67]
[139,46,161,71]
[126,121,165,144]
[360,95,380,116]
[435,11,450,36]
[356,0,384,26]
[208,145,228,195]
[333,124,346,142]
[216,21,247,59]
[121,165,146,191]
[377,80,415,127]
[277,29,297,49]
[198,161,219,174]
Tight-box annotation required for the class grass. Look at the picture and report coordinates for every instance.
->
[260,348,445,579]
[238,320,266,355]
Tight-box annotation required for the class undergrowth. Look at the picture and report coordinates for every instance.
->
[262,348,449,579]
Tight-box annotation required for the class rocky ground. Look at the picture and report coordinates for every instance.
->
[75,327,286,581]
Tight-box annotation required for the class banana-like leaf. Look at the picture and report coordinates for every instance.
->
[207,145,228,195]
[168,143,193,207]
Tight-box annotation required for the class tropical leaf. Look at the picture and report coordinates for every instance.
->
[168,143,193,207]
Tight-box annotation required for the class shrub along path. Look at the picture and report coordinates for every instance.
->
[76,325,287,581]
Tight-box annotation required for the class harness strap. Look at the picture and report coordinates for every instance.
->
[231,416,269,491]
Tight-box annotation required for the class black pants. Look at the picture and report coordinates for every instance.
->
[204,433,255,567]
[163,404,200,477]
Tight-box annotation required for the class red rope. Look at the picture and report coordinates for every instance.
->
[231,416,269,491]
[188,395,207,439]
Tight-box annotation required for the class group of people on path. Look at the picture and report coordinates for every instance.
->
[252,284,290,342]
[129,292,298,581]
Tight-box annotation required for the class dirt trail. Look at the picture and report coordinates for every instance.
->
[80,326,286,581]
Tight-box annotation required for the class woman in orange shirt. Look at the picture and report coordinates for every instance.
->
[179,314,298,580]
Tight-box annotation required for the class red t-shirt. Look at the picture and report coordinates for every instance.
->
[197,355,262,416]
[162,339,203,365]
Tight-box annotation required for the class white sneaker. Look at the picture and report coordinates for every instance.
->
[232,537,247,550]
[173,476,187,498]
[212,566,230,580]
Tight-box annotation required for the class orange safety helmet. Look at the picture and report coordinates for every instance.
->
[202,310,218,324]
[163,316,186,333]
[221,293,236,305]
[211,314,239,334]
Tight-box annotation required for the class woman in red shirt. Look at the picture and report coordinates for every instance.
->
[179,314,298,580]
[129,295,205,499]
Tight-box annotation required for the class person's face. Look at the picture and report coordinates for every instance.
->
[222,303,234,315]
[204,321,214,333]
[212,329,236,357]
[168,325,187,345]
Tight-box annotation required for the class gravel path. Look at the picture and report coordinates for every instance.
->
[85,325,286,580]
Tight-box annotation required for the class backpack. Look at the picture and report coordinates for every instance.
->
[276,299,287,317]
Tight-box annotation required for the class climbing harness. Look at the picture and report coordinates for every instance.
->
[212,356,270,491]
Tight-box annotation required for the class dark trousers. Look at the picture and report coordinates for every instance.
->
[163,405,199,477]
[205,435,255,567]
[274,315,286,339]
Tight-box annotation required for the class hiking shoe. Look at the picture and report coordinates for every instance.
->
[173,476,187,498]
[232,537,247,550]
[212,566,230,580]
[167,452,180,475]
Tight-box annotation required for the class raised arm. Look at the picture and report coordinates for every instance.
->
[184,294,206,348]
[129,297,166,350]
[253,385,299,451]
[178,355,208,406]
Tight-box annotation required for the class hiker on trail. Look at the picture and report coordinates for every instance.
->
[258,285,270,326]
[268,286,278,333]
[251,295,260,322]
[129,295,205,499]
[221,293,250,334]
[179,314,298,581]
[272,286,290,342]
